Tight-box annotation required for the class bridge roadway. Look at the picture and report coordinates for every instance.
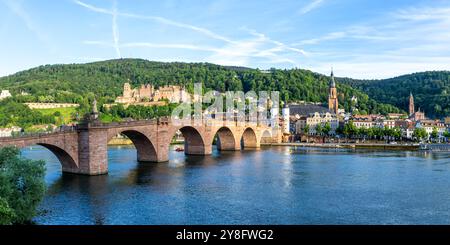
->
[0,117,280,175]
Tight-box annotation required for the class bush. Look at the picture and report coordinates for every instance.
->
[0,147,46,224]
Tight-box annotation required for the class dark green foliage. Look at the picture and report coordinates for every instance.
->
[0,147,46,224]
[339,71,450,119]
[0,99,55,128]
[0,59,402,118]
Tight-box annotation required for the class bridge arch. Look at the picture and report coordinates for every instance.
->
[171,126,208,155]
[108,130,158,162]
[241,127,259,149]
[37,143,78,172]
[260,129,273,144]
[212,127,238,151]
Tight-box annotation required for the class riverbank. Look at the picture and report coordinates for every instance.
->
[262,142,420,151]
[107,138,184,145]
[109,138,421,150]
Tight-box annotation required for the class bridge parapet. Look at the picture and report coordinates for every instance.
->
[0,126,77,141]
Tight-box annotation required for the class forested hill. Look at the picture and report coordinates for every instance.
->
[0,58,401,115]
[339,71,450,119]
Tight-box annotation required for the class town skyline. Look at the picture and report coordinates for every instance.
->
[1,0,450,79]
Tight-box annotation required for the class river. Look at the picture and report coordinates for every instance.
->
[21,145,450,224]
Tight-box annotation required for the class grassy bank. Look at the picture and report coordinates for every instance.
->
[35,107,77,125]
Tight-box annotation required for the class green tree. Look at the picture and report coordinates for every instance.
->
[303,125,310,135]
[392,127,402,141]
[315,124,323,136]
[0,147,46,224]
[323,122,332,136]
[431,127,439,142]
[443,131,450,140]
[343,121,357,138]
[413,127,428,142]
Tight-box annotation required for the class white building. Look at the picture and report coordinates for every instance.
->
[296,112,339,135]
[417,120,447,140]
[383,119,396,129]
[351,114,385,129]
[0,90,12,100]
[0,126,22,137]
[404,125,415,139]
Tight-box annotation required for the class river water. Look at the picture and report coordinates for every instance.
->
[21,145,450,224]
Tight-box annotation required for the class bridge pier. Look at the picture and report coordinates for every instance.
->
[76,125,108,175]
[185,143,212,155]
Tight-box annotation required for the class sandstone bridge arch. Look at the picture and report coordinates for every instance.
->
[107,128,158,162]
[0,132,81,174]
[0,118,281,175]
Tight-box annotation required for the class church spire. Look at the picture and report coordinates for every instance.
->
[330,68,336,88]
[409,92,415,116]
[328,68,338,115]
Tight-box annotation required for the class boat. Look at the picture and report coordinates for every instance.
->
[175,147,184,152]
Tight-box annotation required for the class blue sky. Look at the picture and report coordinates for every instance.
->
[1,0,450,79]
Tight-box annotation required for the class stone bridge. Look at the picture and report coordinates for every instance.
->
[0,118,280,175]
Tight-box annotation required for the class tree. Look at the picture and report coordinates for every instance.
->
[343,121,357,138]
[431,127,439,142]
[303,125,310,135]
[0,147,46,224]
[413,127,428,142]
[359,126,368,139]
[315,124,323,136]
[444,131,450,140]
[367,127,375,139]
[392,127,402,141]
[323,122,332,136]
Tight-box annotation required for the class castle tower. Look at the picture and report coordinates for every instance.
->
[409,92,415,116]
[328,69,339,115]
[123,82,132,98]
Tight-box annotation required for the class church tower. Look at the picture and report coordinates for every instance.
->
[409,92,415,116]
[328,69,339,115]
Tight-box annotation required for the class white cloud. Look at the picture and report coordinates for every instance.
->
[73,0,234,44]
[76,1,306,68]
[298,0,324,15]
[295,5,450,78]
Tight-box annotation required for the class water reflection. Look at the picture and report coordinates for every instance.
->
[23,145,450,224]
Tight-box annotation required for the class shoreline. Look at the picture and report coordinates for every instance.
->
[109,138,421,151]
[262,142,420,151]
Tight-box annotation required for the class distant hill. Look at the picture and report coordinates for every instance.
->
[339,71,450,119]
[0,58,401,115]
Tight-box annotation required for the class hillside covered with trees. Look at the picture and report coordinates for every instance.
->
[0,59,406,123]
[339,71,450,119]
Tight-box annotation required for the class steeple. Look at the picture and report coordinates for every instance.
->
[409,92,415,116]
[328,68,338,115]
[330,68,336,88]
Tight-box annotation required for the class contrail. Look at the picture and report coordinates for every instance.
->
[73,0,234,44]
[112,0,121,58]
